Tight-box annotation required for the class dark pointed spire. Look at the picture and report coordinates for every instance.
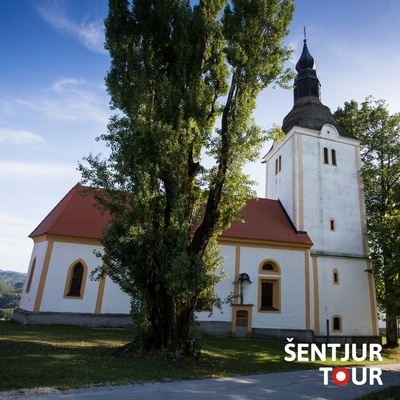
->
[281,34,355,138]
[293,38,320,102]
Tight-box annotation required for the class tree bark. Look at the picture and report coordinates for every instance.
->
[384,270,399,347]
[385,313,399,347]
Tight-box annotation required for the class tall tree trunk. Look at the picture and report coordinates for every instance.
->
[146,284,197,357]
[385,313,398,347]
[384,272,399,347]
[167,299,197,357]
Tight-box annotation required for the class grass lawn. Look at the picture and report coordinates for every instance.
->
[1,321,399,391]
[354,386,400,399]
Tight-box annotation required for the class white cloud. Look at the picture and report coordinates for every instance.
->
[0,160,78,180]
[10,78,110,124]
[46,78,109,123]
[51,78,86,93]
[0,213,34,228]
[0,128,43,145]
[37,3,106,54]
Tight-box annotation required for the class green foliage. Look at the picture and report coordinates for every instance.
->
[0,280,14,295]
[266,123,285,143]
[0,309,14,319]
[0,293,20,310]
[334,97,400,346]
[79,0,294,355]
[0,270,25,319]
[354,386,400,400]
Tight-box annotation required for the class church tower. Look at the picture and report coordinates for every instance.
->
[263,39,379,340]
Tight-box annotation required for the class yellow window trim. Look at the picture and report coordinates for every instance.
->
[258,259,281,275]
[258,277,281,313]
[63,259,88,300]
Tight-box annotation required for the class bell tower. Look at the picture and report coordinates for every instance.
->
[265,39,366,257]
[263,39,379,340]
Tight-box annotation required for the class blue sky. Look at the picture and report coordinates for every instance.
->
[1,0,399,273]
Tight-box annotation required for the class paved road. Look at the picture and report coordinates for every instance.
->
[1,364,399,400]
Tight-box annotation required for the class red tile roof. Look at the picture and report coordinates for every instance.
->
[222,198,312,245]
[30,184,312,246]
[29,184,110,239]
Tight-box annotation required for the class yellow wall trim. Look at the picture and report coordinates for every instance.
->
[297,133,304,231]
[219,237,311,250]
[33,240,54,312]
[95,276,106,314]
[304,250,310,330]
[34,234,311,251]
[312,256,320,335]
[231,245,241,325]
[33,234,101,246]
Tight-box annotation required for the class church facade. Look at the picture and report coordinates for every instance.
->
[13,41,379,343]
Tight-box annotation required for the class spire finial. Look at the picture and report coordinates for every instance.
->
[293,32,320,102]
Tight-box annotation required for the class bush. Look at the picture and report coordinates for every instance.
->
[0,292,20,309]
[0,309,14,320]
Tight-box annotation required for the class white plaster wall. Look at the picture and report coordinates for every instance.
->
[265,134,295,222]
[317,257,374,336]
[197,245,308,330]
[19,241,48,311]
[240,246,307,330]
[39,242,103,313]
[100,276,131,314]
[266,127,366,259]
[300,133,365,256]
[191,244,310,332]
[23,239,375,338]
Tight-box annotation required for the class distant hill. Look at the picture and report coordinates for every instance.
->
[0,270,26,291]
[0,270,26,318]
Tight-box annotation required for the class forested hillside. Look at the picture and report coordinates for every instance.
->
[0,270,26,319]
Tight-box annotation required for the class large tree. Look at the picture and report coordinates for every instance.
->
[334,97,400,347]
[79,0,294,356]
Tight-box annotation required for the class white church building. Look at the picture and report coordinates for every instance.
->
[13,40,380,343]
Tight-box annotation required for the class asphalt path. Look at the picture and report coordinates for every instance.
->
[1,364,399,400]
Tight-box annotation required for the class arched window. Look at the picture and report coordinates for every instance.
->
[331,149,337,166]
[332,315,342,332]
[259,260,281,312]
[323,147,329,164]
[259,260,280,274]
[64,261,87,298]
[275,156,282,175]
[68,263,83,296]
[333,268,339,284]
[262,262,274,271]
[25,257,36,293]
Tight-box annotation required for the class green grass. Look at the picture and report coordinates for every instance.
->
[354,386,400,399]
[0,321,399,392]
